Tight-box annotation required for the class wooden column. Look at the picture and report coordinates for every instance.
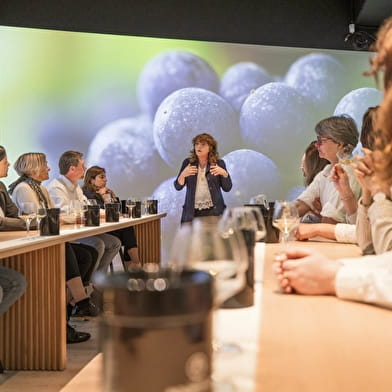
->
[0,243,66,370]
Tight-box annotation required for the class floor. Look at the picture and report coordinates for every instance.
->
[0,318,99,392]
[0,255,125,392]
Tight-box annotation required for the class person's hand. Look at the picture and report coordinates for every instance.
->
[331,164,351,195]
[352,149,379,194]
[273,248,340,295]
[181,164,198,178]
[311,197,322,216]
[210,164,228,177]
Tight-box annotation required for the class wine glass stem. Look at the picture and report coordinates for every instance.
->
[26,221,31,237]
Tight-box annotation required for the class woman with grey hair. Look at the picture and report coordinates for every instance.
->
[296,116,361,224]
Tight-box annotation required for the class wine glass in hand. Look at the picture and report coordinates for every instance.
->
[18,201,37,237]
[272,201,299,249]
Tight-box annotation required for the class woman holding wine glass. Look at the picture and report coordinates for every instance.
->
[296,116,361,224]
[83,166,141,267]
[9,152,99,342]
[174,133,232,224]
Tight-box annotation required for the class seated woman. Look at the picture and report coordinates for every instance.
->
[82,166,141,268]
[295,107,382,251]
[296,116,361,225]
[8,152,98,343]
[299,140,329,223]
[274,16,392,309]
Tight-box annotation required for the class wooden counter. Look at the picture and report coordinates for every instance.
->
[257,241,392,392]
[0,213,166,371]
[61,241,392,391]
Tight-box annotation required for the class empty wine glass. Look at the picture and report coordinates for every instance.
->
[126,197,136,219]
[36,203,47,233]
[18,201,37,237]
[272,200,299,249]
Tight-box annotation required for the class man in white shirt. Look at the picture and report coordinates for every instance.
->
[47,150,121,273]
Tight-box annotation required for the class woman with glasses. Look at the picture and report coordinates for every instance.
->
[295,116,361,224]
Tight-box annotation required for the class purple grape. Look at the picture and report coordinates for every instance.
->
[137,50,219,119]
[219,62,272,111]
[240,82,318,169]
[153,87,242,167]
[285,53,349,116]
[333,87,382,130]
[87,115,173,198]
[222,149,282,206]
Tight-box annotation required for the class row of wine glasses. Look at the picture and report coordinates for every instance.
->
[18,201,47,237]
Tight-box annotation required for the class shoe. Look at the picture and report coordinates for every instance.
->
[66,323,91,344]
[71,299,100,319]
[90,288,103,311]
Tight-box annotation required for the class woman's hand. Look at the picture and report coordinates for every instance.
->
[181,164,198,179]
[331,164,351,195]
[210,164,228,177]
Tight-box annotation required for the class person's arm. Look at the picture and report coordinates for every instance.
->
[212,160,232,192]
[295,223,337,241]
[296,172,322,217]
[174,159,196,190]
[367,196,392,254]
[296,199,311,217]
[356,197,374,254]
[336,251,392,309]
[331,164,358,217]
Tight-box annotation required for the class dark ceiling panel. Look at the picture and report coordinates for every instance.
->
[356,0,392,26]
[0,0,390,50]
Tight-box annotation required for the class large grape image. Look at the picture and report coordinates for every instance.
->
[153,87,242,168]
[334,87,382,130]
[219,62,273,111]
[285,53,349,117]
[222,149,282,206]
[240,82,318,170]
[87,115,172,198]
[152,177,185,262]
[137,50,220,119]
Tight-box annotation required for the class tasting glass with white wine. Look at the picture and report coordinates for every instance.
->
[272,200,300,249]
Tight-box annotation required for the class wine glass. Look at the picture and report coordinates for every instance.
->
[69,200,81,229]
[18,201,37,237]
[272,200,299,249]
[336,145,356,167]
[80,201,88,226]
[126,197,136,219]
[36,203,47,234]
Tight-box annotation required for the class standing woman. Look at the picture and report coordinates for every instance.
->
[174,133,232,223]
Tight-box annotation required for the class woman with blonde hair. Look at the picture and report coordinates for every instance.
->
[9,152,98,343]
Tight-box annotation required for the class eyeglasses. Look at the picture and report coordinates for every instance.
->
[315,136,336,145]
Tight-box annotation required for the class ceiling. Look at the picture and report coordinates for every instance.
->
[0,0,391,51]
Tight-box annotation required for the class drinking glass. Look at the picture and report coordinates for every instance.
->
[69,200,81,229]
[126,198,136,219]
[36,203,47,233]
[272,200,300,249]
[336,146,356,168]
[18,201,37,237]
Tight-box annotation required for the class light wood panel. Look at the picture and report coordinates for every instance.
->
[0,244,66,370]
[0,214,165,370]
[257,241,392,392]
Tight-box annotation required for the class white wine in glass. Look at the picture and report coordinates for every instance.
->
[272,201,299,249]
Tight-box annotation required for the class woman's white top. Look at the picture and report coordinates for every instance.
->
[194,166,213,210]
[297,164,361,223]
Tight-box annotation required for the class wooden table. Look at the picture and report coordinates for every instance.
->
[0,213,166,371]
[257,241,392,392]
[61,240,392,392]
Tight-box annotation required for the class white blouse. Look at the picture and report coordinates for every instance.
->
[194,166,213,210]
